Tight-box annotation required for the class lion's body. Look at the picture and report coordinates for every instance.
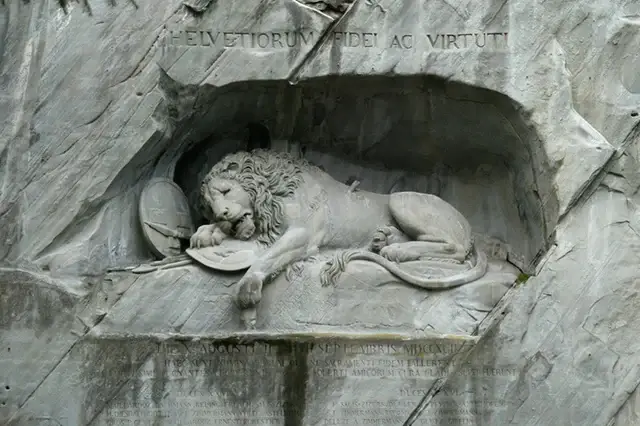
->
[274,166,474,255]
[276,165,393,251]
[193,149,487,327]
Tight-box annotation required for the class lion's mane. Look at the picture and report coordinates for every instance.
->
[201,149,309,246]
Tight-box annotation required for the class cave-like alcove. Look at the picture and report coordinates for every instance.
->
[171,76,558,272]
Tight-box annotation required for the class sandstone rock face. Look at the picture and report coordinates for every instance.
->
[1,0,639,425]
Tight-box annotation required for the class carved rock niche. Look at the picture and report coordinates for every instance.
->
[174,76,557,270]
[3,0,631,423]
[23,72,560,338]
[129,74,558,335]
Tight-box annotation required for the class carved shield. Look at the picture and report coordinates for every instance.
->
[185,239,265,272]
[139,178,195,258]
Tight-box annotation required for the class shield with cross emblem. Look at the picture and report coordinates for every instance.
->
[139,178,195,258]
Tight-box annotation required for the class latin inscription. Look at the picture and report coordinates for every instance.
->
[97,341,514,425]
[167,29,316,49]
[164,28,508,50]
[329,31,381,48]
[426,32,508,49]
[323,399,508,425]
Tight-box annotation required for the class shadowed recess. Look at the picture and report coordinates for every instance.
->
[167,75,558,272]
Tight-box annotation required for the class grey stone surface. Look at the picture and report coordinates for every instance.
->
[1,0,639,424]
[139,178,194,258]
[188,149,502,328]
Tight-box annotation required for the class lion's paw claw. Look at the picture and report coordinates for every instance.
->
[190,224,217,249]
[235,274,263,309]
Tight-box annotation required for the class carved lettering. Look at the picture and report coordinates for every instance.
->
[362,32,376,47]
[446,34,459,49]
[459,33,473,48]
[426,31,509,50]
[223,31,236,47]
[300,31,313,45]
[402,34,413,48]
[99,341,514,425]
[170,30,183,46]
[166,28,508,52]
[199,31,210,46]
[184,30,196,46]
[330,31,380,48]
[486,32,501,45]
[166,29,316,49]
[427,33,441,48]
[271,32,283,48]
[257,33,269,48]
[348,32,360,47]
[390,34,413,49]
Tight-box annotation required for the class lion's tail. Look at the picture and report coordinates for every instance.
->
[320,250,360,287]
[320,247,488,290]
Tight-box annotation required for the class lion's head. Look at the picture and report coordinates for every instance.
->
[199,149,306,246]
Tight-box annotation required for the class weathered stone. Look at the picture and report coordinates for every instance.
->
[1,0,639,424]
[139,178,194,258]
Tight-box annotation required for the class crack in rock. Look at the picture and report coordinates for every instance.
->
[297,0,355,19]
[183,0,214,14]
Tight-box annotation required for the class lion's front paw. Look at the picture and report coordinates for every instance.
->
[235,273,263,310]
[190,224,221,249]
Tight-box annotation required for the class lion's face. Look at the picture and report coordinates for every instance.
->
[201,177,256,240]
[200,149,308,245]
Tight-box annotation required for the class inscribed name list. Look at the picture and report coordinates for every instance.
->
[97,340,514,425]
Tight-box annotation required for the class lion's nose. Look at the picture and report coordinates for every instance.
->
[221,208,229,218]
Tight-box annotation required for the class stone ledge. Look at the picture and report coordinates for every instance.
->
[85,330,482,343]
[1,265,502,425]
[90,258,518,337]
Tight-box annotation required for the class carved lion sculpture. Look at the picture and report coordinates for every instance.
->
[190,149,487,327]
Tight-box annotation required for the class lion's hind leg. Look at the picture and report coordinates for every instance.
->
[380,241,467,263]
[389,192,471,245]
